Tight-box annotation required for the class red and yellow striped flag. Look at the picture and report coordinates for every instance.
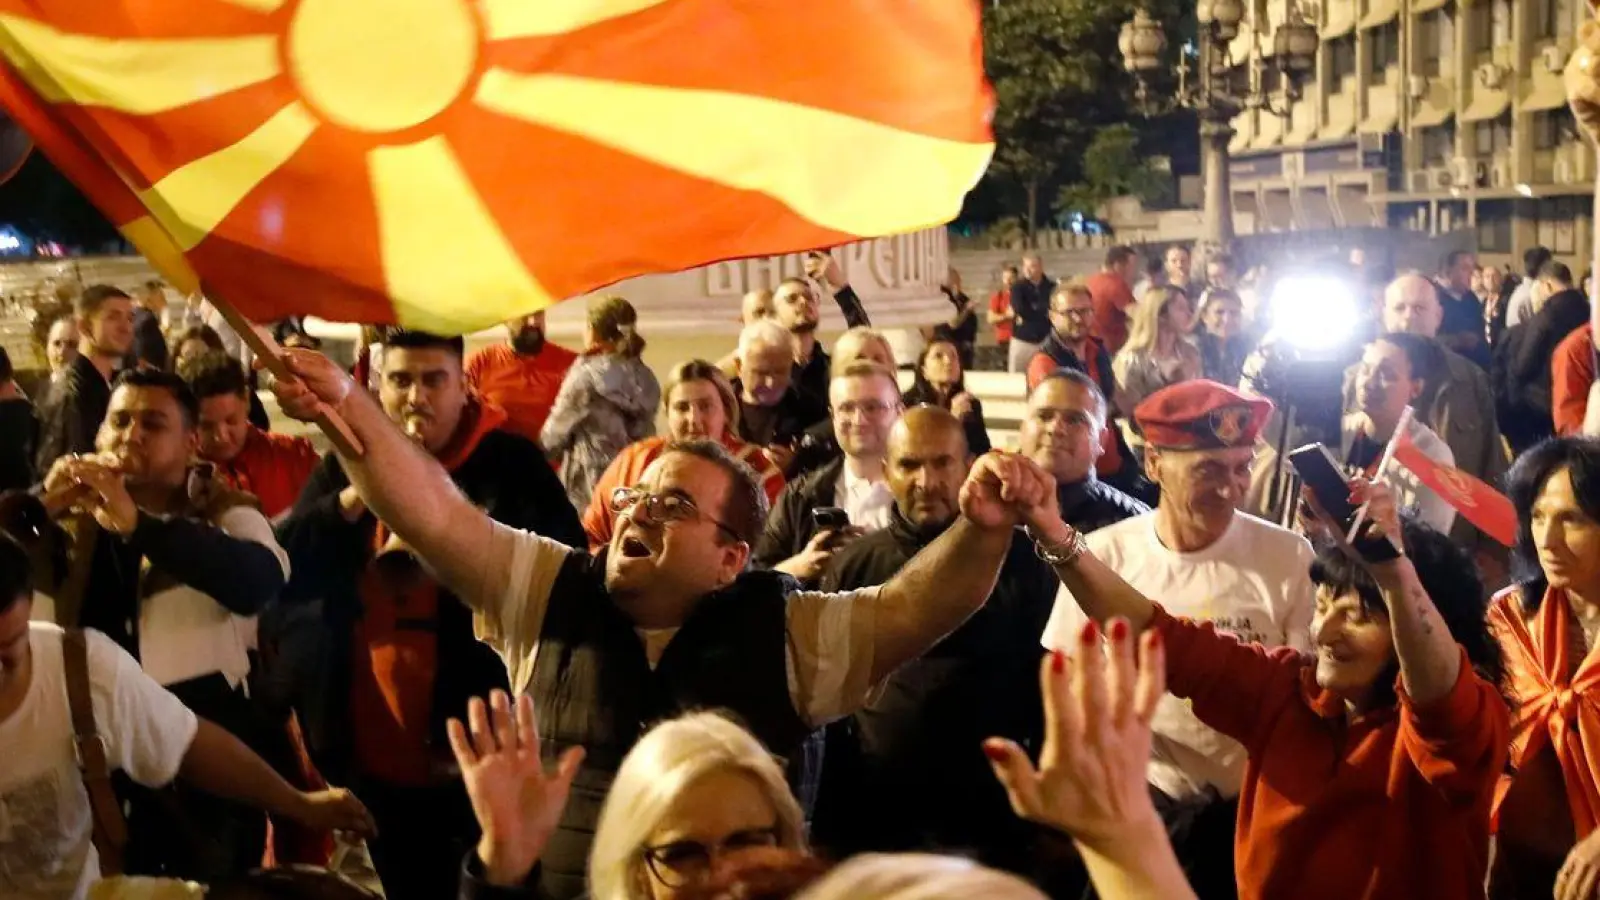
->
[0,0,993,334]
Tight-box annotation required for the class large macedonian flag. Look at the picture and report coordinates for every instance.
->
[0,1,993,334]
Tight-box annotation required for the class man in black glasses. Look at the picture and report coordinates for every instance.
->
[273,330,583,900]
[271,347,1052,900]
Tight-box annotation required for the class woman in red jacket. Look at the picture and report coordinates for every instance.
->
[1026,480,1509,900]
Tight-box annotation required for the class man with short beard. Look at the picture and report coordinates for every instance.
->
[465,310,578,446]
[812,406,1059,876]
[35,286,136,475]
[275,330,583,900]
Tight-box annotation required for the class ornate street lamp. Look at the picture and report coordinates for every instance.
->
[1120,3,1319,252]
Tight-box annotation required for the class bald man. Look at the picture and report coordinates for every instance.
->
[813,408,1062,879]
[1342,273,1505,543]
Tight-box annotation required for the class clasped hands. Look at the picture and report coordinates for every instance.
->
[958,450,1062,533]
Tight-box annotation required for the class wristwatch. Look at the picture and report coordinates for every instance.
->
[1027,525,1087,567]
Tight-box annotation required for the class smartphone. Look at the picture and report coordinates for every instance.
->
[811,507,850,531]
[1287,443,1358,529]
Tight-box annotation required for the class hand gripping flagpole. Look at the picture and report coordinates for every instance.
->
[1346,404,1414,543]
[198,285,365,459]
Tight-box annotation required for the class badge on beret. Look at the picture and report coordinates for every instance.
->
[1209,405,1253,445]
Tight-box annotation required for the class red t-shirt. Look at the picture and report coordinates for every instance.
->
[464,342,578,446]
[1084,270,1136,353]
[988,289,1012,343]
[1552,323,1595,436]
[214,427,321,519]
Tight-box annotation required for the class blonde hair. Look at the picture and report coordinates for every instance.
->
[588,295,645,359]
[831,359,903,402]
[1119,285,1189,358]
[587,712,807,900]
[830,326,897,377]
[663,359,741,436]
[795,853,1047,900]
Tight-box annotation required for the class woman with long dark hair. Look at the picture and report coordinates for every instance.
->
[903,338,990,455]
[1490,436,1600,898]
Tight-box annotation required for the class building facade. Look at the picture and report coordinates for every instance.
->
[1226,0,1593,272]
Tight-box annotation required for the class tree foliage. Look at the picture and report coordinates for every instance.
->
[975,0,1190,237]
[1055,123,1173,216]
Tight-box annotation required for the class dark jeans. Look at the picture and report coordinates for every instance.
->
[356,776,479,900]
[123,672,285,882]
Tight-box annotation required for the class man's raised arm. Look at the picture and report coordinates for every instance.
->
[869,453,1043,684]
[272,349,504,610]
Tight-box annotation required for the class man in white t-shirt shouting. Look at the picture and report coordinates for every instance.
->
[1041,379,1314,900]
[0,533,375,900]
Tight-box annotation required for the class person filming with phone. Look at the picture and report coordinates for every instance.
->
[754,361,902,586]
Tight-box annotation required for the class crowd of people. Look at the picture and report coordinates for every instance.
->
[0,214,1599,900]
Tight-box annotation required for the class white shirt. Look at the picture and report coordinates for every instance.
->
[834,465,894,533]
[1042,511,1315,800]
[32,507,289,689]
[1505,279,1536,329]
[0,624,198,900]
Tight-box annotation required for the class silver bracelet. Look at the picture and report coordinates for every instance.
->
[1027,525,1087,567]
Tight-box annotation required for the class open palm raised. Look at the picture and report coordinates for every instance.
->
[447,691,585,888]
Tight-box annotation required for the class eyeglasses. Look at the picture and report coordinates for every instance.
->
[609,487,741,543]
[1049,306,1094,318]
[833,400,894,419]
[641,826,782,887]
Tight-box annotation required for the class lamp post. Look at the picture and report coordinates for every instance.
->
[1119,3,1319,256]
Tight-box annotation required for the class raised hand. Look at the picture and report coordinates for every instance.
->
[63,457,138,536]
[269,348,354,423]
[984,617,1165,852]
[448,691,585,888]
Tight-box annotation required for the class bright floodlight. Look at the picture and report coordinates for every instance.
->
[1268,275,1358,354]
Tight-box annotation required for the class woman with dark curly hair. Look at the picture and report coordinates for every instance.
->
[1489,436,1600,899]
[1032,476,1510,900]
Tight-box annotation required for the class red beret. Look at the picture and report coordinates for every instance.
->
[1133,380,1274,451]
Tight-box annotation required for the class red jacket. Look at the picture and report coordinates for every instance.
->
[465,342,578,446]
[1152,606,1508,900]
[1552,323,1594,436]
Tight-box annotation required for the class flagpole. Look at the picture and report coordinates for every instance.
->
[1346,405,1414,542]
[198,284,366,459]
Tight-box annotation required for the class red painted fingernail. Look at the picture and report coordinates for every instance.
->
[983,742,1009,762]
[1081,621,1100,644]
[1148,629,1163,649]
[1051,650,1065,673]
[1109,619,1130,641]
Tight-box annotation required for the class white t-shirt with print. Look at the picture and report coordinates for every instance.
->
[0,623,198,900]
[1042,511,1315,801]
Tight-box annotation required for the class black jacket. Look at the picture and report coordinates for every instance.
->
[1036,332,1115,402]
[274,425,584,781]
[732,382,828,449]
[34,354,111,476]
[1010,276,1056,344]
[753,457,843,577]
[1058,477,1150,535]
[0,396,37,492]
[128,306,168,371]
[1494,288,1592,454]
[811,511,1057,870]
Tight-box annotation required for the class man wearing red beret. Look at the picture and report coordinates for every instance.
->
[1041,379,1315,899]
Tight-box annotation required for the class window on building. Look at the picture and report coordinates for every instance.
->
[1474,114,1511,156]
[1419,11,1450,77]
[1422,125,1454,166]
[1536,108,1578,150]
[1536,0,1573,39]
[1477,200,1512,253]
[1329,35,1356,90]
[1368,24,1399,76]
[1537,196,1581,254]
[1469,1,1493,54]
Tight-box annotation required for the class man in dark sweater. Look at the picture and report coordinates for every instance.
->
[275,330,583,900]
[35,285,135,475]
[1020,369,1150,533]
[1007,252,1055,372]
[812,406,1059,877]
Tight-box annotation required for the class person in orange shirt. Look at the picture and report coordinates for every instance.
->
[583,359,784,551]
[1030,475,1509,900]
[1553,324,1595,437]
[179,351,320,519]
[464,311,578,446]
[1489,437,1600,899]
